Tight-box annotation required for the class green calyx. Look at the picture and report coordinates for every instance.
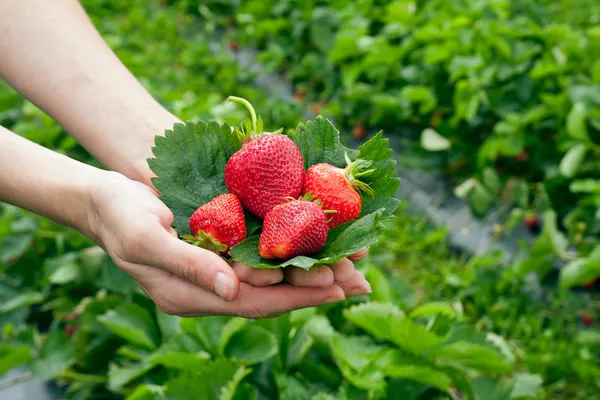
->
[344,152,376,197]
[181,230,228,254]
[227,96,283,141]
[299,192,337,214]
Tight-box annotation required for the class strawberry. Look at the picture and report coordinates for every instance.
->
[352,121,366,139]
[303,154,375,229]
[186,193,247,254]
[524,212,540,232]
[581,313,596,327]
[259,198,329,259]
[225,97,304,219]
[65,324,76,337]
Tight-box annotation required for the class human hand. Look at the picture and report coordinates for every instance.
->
[87,173,370,318]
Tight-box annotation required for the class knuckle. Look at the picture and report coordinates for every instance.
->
[173,256,203,285]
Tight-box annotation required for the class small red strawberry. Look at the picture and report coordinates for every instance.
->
[225,97,304,219]
[352,121,366,139]
[228,40,239,52]
[581,313,596,327]
[259,198,329,259]
[303,154,375,229]
[65,325,76,337]
[186,193,247,254]
[524,212,540,232]
[583,279,597,289]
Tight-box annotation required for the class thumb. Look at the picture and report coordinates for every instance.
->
[145,229,240,301]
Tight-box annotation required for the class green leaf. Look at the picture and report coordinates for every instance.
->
[356,132,401,218]
[97,303,160,350]
[48,261,80,284]
[330,334,389,395]
[166,360,250,400]
[510,373,543,399]
[230,211,383,269]
[155,309,180,340]
[559,143,587,178]
[126,384,167,400]
[108,361,153,392]
[482,167,502,197]
[218,318,248,355]
[421,128,451,151]
[344,303,444,355]
[288,116,352,170]
[343,302,405,339]
[428,341,512,373]
[566,102,589,141]
[454,178,476,199]
[409,302,458,319]
[570,179,600,193]
[148,121,241,234]
[180,316,244,355]
[0,233,33,264]
[148,352,210,369]
[30,328,76,379]
[470,376,512,400]
[0,291,44,313]
[383,354,452,391]
[224,326,278,364]
[559,245,600,289]
[0,343,31,375]
[287,325,314,369]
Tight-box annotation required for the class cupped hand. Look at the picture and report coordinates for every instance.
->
[87,173,370,318]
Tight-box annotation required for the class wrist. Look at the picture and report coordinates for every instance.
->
[113,109,181,189]
[84,170,131,245]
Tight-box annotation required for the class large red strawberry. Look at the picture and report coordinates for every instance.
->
[303,154,375,229]
[225,96,304,219]
[259,198,329,259]
[187,193,246,254]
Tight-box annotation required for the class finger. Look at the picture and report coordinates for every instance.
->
[232,262,283,287]
[347,248,369,262]
[149,277,345,318]
[129,260,346,318]
[330,258,356,284]
[284,265,334,288]
[140,228,240,302]
[335,270,371,297]
[224,283,345,318]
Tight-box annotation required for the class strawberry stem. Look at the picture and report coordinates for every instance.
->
[343,152,376,197]
[228,96,258,133]
[181,231,228,254]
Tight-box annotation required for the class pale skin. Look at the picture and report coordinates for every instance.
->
[0,0,371,318]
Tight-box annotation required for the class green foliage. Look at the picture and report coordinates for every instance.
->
[0,1,599,400]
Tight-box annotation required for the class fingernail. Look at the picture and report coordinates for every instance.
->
[324,294,345,304]
[214,273,235,301]
[348,281,372,297]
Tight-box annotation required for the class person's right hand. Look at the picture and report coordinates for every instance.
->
[87,173,371,318]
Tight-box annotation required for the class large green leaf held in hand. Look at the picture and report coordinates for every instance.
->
[148,121,241,234]
[148,116,399,270]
